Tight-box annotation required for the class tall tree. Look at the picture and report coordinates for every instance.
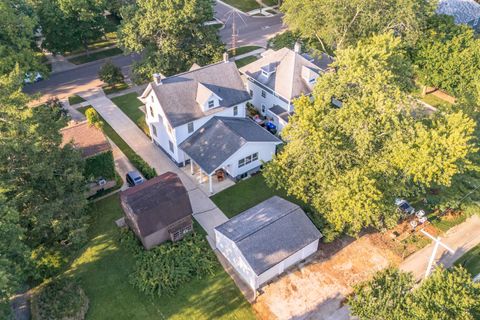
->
[348,266,480,320]
[263,34,477,239]
[118,0,224,80]
[281,0,435,51]
[35,0,108,54]
[0,0,43,75]
[414,15,480,105]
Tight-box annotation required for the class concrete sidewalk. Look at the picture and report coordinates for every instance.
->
[78,90,229,244]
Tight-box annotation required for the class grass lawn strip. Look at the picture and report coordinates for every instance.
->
[69,47,123,65]
[64,195,255,320]
[68,95,86,105]
[221,0,261,12]
[228,46,262,57]
[64,32,117,57]
[455,244,480,276]
[110,92,150,136]
[235,56,258,68]
[103,82,129,95]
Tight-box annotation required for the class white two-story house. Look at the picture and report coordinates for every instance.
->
[239,43,334,132]
[140,57,281,193]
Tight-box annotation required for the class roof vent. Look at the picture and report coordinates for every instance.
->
[294,42,301,54]
[153,73,162,85]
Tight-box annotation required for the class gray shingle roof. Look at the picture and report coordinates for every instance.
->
[269,105,293,123]
[437,0,480,24]
[216,196,322,275]
[145,62,250,128]
[179,117,281,175]
[239,48,333,101]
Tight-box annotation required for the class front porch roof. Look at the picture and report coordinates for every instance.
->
[179,117,281,175]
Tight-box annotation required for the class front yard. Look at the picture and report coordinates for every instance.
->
[455,244,480,277]
[221,0,261,12]
[65,195,255,320]
[111,92,150,136]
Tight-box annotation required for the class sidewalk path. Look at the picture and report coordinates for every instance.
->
[78,90,228,243]
[109,138,135,191]
[231,48,266,61]
[400,214,480,281]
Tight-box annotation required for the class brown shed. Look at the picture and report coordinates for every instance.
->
[120,172,193,249]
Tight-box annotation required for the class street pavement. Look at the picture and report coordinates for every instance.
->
[78,90,229,243]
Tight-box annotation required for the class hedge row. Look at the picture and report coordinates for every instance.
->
[118,229,217,297]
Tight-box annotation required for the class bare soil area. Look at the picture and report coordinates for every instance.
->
[253,234,402,320]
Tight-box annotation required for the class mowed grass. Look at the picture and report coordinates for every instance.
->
[228,46,262,57]
[111,92,149,136]
[65,195,255,320]
[221,0,261,12]
[455,244,480,276]
[235,56,258,68]
[69,47,123,65]
[103,82,129,95]
[68,95,86,105]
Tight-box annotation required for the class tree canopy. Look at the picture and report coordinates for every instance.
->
[118,0,224,80]
[281,0,435,51]
[263,34,477,239]
[349,266,480,320]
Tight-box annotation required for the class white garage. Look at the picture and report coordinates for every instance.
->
[214,196,322,291]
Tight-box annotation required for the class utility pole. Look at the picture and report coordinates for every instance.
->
[420,229,454,278]
[224,10,246,56]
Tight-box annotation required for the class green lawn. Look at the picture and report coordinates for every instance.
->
[455,244,480,276]
[221,0,261,12]
[69,47,123,65]
[228,46,262,57]
[64,32,118,57]
[103,82,129,95]
[111,93,149,136]
[235,56,258,68]
[68,95,86,105]
[262,0,279,7]
[65,195,254,320]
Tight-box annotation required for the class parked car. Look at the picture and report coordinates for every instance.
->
[126,171,144,187]
[24,72,43,84]
[395,198,415,215]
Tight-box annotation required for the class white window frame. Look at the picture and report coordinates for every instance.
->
[187,122,194,133]
[151,124,157,137]
[208,100,215,108]
[261,90,266,98]
[233,106,238,116]
[169,140,174,153]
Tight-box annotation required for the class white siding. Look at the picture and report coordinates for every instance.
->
[246,79,292,115]
[255,239,319,289]
[216,141,278,178]
[215,230,257,289]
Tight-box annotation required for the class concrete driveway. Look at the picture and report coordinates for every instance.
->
[79,90,228,243]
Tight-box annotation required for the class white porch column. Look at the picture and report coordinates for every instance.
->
[190,160,194,175]
[209,174,213,194]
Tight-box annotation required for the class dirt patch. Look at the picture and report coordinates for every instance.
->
[253,235,401,320]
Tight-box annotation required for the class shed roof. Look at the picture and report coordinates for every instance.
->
[120,172,192,237]
[142,61,250,128]
[269,105,293,123]
[215,196,322,275]
[239,48,333,101]
[60,120,111,158]
[179,117,281,175]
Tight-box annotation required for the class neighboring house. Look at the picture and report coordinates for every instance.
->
[60,120,116,196]
[214,196,322,291]
[239,43,334,131]
[180,116,281,192]
[140,55,251,166]
[437,0,480,31]
[140,56,282,193]
[120,171,193,250]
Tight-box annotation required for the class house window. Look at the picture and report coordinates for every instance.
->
[245,155,252,165]
[261,90,266,98]
[309,78,316,84]
[171,224,193,242]
[151,95,154,102]
[208,100,215,108]
[233,106,238,116]
[252,152,258,161]
[238,159,245,168]
[187,122,194,133]
[249,89,253,97]
[261,104,266,114]
[149,106,154,117]
[151,124,157,137]
[169,140,174,153]
[262,70,268,77]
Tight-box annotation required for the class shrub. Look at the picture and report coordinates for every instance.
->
[267,31,301,50]
[119,231,217,297]
[31,278,89,320]
[98,60,124,86]
[85,107,103,129]
[130,154,157,179]
[84,151,115,180]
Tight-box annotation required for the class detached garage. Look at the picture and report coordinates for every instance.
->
[214,196,322,291]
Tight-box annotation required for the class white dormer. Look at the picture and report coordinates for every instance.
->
[196,82,222,112]
[260,63,277,80]
[301,65,319,86]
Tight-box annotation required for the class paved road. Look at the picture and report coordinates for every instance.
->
[24,54,140,104]
[79,90,228,243]
[215,1,285,48]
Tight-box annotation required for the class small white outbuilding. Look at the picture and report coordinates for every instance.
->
[214,196,322,291]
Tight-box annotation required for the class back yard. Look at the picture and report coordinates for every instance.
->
[64,195,255,320]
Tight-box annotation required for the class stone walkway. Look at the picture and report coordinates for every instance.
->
[78,90,229,244]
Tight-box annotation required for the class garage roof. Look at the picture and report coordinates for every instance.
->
[215,196,322,275]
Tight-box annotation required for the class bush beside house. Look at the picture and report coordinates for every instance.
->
[31,278,89,320]
[84,150,115,180]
